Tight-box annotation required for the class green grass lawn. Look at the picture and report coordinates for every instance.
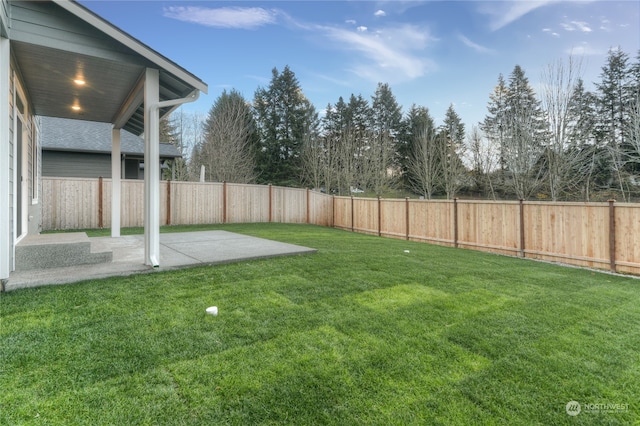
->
[2,223,639,425]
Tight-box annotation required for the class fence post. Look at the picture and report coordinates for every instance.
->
[453,198,458,248]
[98,176,103,228]
[331,195,335,228]
[351,196,354,232]
[269,184,273,223]
[378,196,382,237]
[166,180,171,226]
[405,197,410,240]
[306,188,310,224]
[519,199,525,258]
[609,199,616,272]
[223,181,227,224]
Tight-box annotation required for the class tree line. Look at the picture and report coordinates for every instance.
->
[162,47,640,202]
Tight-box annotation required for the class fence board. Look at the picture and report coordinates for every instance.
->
[457,200,520,255]
[380,199,406,239]
[615,203,640,275]
[273,186,306,223]
[171,181,222,225]
[353,197,379,235]
[333,196,352,230]
[407,200,454,246]
[308,191,333,227]
[226,183,269,223]
[523,202,610,270]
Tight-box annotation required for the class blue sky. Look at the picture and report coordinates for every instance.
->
[80,1,639,130]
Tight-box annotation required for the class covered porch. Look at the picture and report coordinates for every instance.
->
[1,0,208,284]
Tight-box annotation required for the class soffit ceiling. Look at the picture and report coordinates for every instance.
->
[9,0,206,136]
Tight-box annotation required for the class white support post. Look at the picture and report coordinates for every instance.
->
[144,68,160,267]
[111,128,121,238]
[0,36,10,283]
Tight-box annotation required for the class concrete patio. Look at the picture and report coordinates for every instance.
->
[6,231,317,291]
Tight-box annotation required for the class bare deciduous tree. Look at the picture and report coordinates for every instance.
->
[169,109,205,181]
[300,131,325,191]
[359,130,396,196]
[466,125,498,199]
[196,90,257,184]
[540,55,592,200]
[406,127,441,199]
[625,94,640,165]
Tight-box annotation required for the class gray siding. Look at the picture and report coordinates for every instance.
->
[1,0,8,38]
[42,151,112,178]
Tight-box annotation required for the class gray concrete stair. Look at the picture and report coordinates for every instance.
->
[15,232,113,271]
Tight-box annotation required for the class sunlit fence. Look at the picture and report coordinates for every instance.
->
[42,177,640,276]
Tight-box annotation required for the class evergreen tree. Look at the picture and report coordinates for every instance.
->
[158,116,180,180]
[595,48,633,199]
[399,104,436,189]
[344,94,372,193]
[370,83,403,136]
[360,83,403,194]
[481,73,508,180]
[503,65,547,199]
[629,50,640,101]
[253,66,318,186]
[596,47,631,148]
[438,104,467,199]
[345,94,371,138]
[625,51,640,176]
[564,78,603,200]
[318,98,349,193]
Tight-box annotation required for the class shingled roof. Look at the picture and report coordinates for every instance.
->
[41,116,181,158]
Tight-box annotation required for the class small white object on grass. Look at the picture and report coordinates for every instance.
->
[404,250,410,253]
[206,306,218,316]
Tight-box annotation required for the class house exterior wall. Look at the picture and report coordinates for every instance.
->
[1,33,9,282]
[42,151,153,180]
[43,150,113,178]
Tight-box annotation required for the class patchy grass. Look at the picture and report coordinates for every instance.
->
[2,224,639,425]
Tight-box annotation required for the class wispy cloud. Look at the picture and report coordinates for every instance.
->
[542,28,560,37]
[163,6,279,29]
[566,42,602,56]
[320,24,435,82]
[458,34,494,54]
[374,10,387,17]
[479,1,560,31]
[561,20,592,32]
[164,4,435,84]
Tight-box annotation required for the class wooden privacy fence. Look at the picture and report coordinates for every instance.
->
[42,177,334,230]
[42,177,640,276]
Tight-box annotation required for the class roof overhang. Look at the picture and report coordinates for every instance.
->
[8,0,207,135]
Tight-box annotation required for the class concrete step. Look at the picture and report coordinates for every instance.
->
[15,232,113,271]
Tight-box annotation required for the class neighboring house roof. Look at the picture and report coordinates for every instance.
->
[41,116,181,158]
